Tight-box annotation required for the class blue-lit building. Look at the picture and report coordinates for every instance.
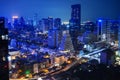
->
[97,19,111,42]
[41,17,54,32]
[48,29,62,49]
[69,4,81,51]
[97,19,120,43]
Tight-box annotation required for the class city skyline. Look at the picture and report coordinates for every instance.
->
[0,0,120,22]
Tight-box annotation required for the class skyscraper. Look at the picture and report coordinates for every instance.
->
[71,4,81,27]
[48,29,62,49]
[59,30,74,52]
[41,17,54,32]
[69,4,81,51]
[97,19,111,42]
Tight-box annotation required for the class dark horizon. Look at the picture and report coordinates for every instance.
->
[0,0,120,22]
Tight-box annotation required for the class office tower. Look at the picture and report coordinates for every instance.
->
[0,17,9,80]
[41,17,54,32]
[48,17,54,29]
[71,4,81,27]
[59,30,74,52]
[97,19,111,42]
[69,4,81,51]
[48,29,62,49]
[41,18,49,32]
[54,18,61,29]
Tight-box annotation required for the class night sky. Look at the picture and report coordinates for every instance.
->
[0,0,120,22]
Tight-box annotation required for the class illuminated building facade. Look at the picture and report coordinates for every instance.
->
[69,4,81,51]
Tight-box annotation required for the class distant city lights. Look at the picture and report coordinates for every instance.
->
[12,16,19,19]
[38,77,43,80]
[98,19,102,22]
[8,56,11,61]
[66,25,70,28]
[62,21,69,25]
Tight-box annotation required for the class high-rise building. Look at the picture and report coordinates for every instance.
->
[97,19,120,43]
[97,19,111,42]
[59,30,74,52]
[41,17,54,32]
[0,17,9,80]
[41,18,49,32]
[48,17,54,29]
[71,4,81,27]
[48,29,62,49]
[54,18,61,29]
[69,4,81,51]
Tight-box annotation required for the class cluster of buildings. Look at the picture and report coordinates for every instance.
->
[0,3,120,80]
